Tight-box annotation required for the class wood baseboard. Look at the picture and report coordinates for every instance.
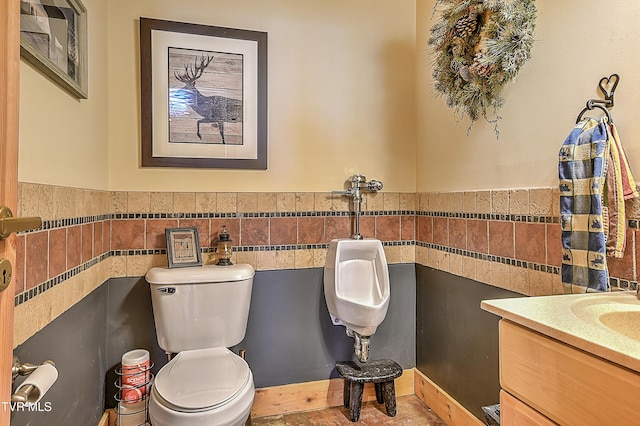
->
[98,409,112,426]
[251,368,414,418]
[414,368,484,426]
[101,368,483,424]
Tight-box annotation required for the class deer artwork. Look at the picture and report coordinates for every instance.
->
[174,55,242,144]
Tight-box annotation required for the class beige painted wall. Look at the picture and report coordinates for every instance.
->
[107,0,417,193]
[20,1,639,194]
[416,0,640,193]
[19,0,110,190]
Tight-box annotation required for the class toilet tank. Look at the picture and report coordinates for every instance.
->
[146,264,255,353]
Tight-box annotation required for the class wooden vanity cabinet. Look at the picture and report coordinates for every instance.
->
[499,319,640,425]
[500,390,554,426]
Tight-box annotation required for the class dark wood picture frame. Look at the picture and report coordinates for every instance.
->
[165,227,202,268]
[140,18,268,169]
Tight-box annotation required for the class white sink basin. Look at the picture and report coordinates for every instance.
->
[600,311,640,341]
[570,293,640,342]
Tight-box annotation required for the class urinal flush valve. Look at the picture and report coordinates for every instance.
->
[343,174,383,197]
[332,174,383,240]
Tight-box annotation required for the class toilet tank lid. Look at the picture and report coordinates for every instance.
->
[146,264,255,285]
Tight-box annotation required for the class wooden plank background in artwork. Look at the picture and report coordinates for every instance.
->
[168,48,243,145]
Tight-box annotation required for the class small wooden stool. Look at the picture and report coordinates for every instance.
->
[335,359,403,422]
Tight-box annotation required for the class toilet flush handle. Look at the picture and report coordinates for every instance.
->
[156,287,176,294]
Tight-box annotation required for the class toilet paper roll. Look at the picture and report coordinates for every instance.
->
[20,363,58,403]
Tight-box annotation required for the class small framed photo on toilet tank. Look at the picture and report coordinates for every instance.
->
[165,227,202,268]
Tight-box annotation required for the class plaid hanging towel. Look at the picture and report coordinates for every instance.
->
[558,118,610,293]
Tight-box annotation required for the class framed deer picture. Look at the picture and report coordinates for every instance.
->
[140,18,267,169]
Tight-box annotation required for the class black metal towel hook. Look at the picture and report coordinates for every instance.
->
[576,73,619,123]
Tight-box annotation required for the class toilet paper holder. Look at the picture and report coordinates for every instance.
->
[11,356,55,403]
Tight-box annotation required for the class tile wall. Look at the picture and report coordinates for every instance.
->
[108,190,416,272]
[14,184,112,346]
[13,184,415,346]
[415,189,640,296]
[13,183,640,346]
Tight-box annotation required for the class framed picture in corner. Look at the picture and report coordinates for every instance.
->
[165,227,202,268]
[20,0,88,98]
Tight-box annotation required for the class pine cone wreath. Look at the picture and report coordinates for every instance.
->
[459,65,471,82]
[429,0,537,133]
[454,5,478,38]
[470,52,493,77]
[451,37,465,56]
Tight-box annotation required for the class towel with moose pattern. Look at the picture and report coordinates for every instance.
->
[558,118,610,293]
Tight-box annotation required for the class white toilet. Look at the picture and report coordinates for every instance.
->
[145,264,255,426]
[324,238,390,362]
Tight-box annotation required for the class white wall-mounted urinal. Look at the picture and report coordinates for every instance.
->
[323,238,390,337]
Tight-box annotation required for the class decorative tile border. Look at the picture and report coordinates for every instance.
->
[13,206,416,307]
[417,241,561,274]
[417,211,560,224]
[14,185,640,310]
[112,239,414,255]
[15,253,110,306]
[415,187,640,295]
[111,210,416,219]
[610,278,639,291]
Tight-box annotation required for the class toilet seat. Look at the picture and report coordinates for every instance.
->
[153,347,250,412]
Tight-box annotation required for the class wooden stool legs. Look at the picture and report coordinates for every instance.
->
[374,382,384,404]
[381,380,397,417]
[335,359,402,422]
[342,379,397,422]
[347,382,365,422]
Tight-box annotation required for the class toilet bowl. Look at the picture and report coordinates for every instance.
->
[148,348,254,426]
[146,264,256,426]
[324,238,390,337]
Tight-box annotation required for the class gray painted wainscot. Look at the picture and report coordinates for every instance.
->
[12,264,416,425]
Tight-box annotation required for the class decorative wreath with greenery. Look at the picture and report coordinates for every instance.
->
[429,0,536,132]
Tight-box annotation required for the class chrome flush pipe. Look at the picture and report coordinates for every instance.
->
[354,332,370,363]
[346,328,371,362]
[332,174,383,240]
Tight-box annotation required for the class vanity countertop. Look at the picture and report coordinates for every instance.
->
[481,291,640,374]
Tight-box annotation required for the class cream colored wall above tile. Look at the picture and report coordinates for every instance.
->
[416,0,640,193]
[19,0,110,190]
[106,0,417,193]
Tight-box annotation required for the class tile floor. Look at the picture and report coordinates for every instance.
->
[252,395,447,425]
